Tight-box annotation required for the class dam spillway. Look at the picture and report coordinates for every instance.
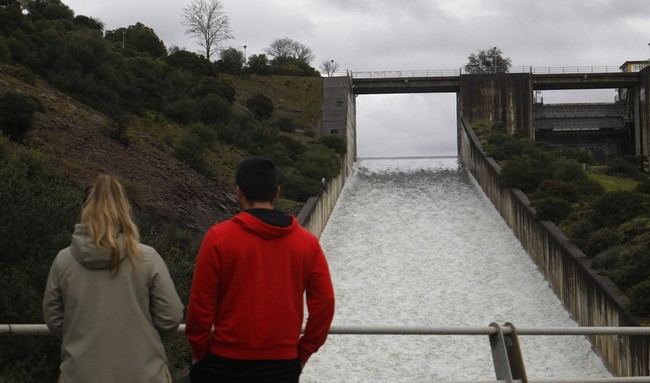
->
[300,157,611,382]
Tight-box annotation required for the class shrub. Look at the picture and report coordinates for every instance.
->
[0,91,42,142]
[164,98,196,123]
[564,217,596,249]
[104,121,129,146]
[534,197,572,223]
[574,178,605,198]
[500,156,552,193]
[163,49,216,76]
[277,135,306,161]
[629,278,650,316]
[298,144,340,180]
[281,172,320,201]
[535,179,578,202]
[272,117,298,133]
[609,238,650,289]
[191,77,235,104]
[246,94,274,120]
[591,245,623,270]
[552,158,586,181]
[318,135,347,155]
[584,227,623,257]
[196,94,231,124]
[636,179,650,194]
[606,157,640,179]
[617,217,650,242]
[591,191,649,227]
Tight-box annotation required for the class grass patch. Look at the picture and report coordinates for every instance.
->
[222,74,322,132]
[588,172,639,193]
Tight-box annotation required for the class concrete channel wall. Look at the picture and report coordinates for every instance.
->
[298,76,356,238]
[458,117,650,377]
[297,152,353,238]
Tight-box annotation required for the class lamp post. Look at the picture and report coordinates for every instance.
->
[330,59,334,77]
[243,45,247,63]
[493,46,497,73]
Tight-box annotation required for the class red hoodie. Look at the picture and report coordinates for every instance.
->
[186,211,335,364]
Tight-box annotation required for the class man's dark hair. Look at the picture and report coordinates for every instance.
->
[236,157,279,202]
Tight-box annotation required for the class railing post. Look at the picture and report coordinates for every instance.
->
[489,322,528,383]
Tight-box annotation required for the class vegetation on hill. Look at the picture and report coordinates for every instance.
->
[0,0,344,381]
[474,121,650,317]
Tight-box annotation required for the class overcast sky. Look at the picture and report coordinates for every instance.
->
[65,0,650,157]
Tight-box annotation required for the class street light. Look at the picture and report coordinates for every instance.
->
[243,45,247,63]
[330,59,334,77]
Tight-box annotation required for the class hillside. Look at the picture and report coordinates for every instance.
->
[0,64,237,232]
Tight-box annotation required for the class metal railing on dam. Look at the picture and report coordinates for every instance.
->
[3,323,650,382]
[335,65,626,79]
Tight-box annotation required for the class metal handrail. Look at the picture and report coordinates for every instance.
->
[4,324,650,382]
[346,65,627,79]
[3,324,650,336]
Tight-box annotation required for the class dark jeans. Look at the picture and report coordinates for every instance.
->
[190,353,302,383]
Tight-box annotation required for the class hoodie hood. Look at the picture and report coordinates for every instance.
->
[233,211,298,240]
[69,224,126,269]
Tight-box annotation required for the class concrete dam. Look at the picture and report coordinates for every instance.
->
[301,158,611,382]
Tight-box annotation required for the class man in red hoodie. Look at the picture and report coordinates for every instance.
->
[186,157,335,383]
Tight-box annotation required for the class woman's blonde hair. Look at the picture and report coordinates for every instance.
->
[81,174,142,273]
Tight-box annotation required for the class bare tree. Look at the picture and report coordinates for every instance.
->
[320,60,339,77]
[182,0,233,61]
[265,38,315,64]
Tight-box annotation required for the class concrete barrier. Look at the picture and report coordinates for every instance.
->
[297,152,352,238]
[458,117,650,377]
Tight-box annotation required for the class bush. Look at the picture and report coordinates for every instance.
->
[609,237,650,289]
[173,124,217,176]
[196,94,231,125]
[552,158,586,181]
[318,135,347,155]
[574,178,605,198]
[591,191,649,227]
[298,144,340,180]
[534,197,572,223]
[246,94,274,120]
[500,156,552,193]
[191,77,235,104]
[584,227,623,257]
[535,179,578,202]
[164,98,196,123]
[163,49,216,76]
[0,90,42,142]
[606,157,640,179]
[564,217,596,249]
[636,179,650,194]
[591,245,623,270]
[617,217,650,242]
[272,117,298,133]
[628,278,650,316]
[281,172,320,201]
[0,38,10,63]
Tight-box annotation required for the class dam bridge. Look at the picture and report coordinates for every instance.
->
[323,64,650,164]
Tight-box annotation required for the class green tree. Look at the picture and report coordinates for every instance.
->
[464,47,512,73]
[246,53,270,74]
[105,22,167,58]
[216,47,244,73]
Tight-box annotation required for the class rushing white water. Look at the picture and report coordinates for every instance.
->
[301,157,611,382]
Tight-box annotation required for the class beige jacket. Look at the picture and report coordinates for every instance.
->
[43,224,184,383]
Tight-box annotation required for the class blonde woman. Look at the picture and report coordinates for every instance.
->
[43,174,183,383]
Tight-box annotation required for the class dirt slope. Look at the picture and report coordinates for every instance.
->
[0,65,238,233]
